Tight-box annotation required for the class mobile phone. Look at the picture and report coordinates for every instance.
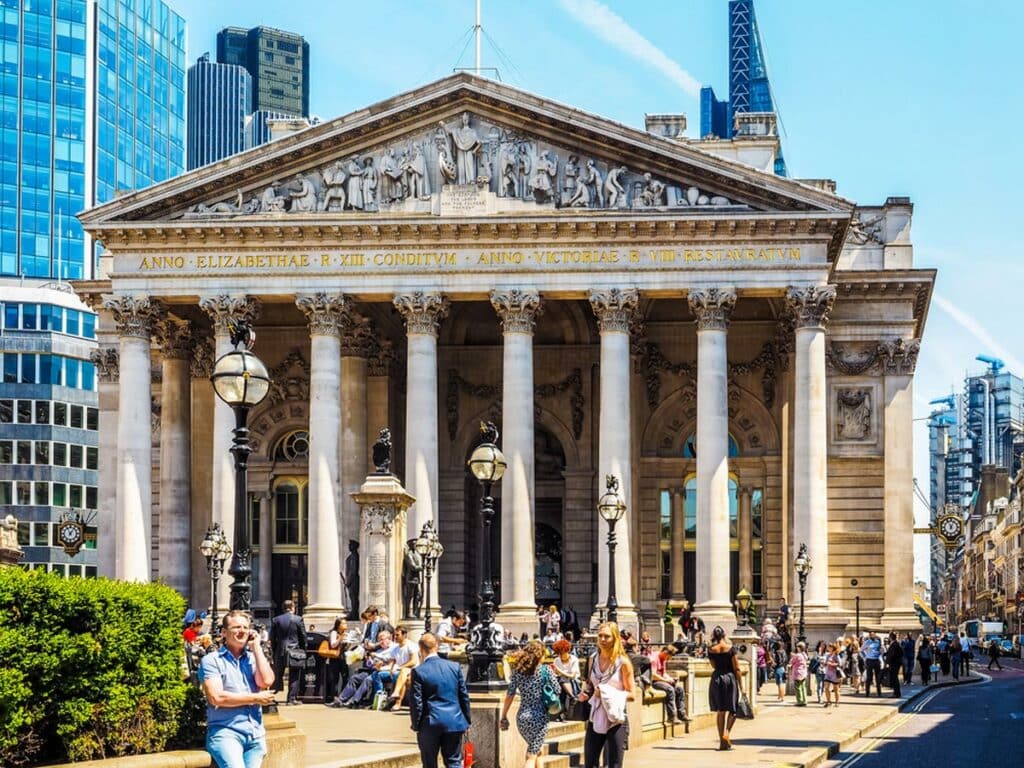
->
[248,631,257,642]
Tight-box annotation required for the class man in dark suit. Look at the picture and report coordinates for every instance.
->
[270,599,307,704]
[410,632,471,768]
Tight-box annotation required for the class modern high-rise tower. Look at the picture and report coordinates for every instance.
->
[186,54,253,171]
[216,25,309,118]
[700,0,786,176]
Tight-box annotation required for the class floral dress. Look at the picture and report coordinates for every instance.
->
[509,666,552,754]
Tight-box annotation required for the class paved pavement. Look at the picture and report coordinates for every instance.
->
[282,668,988,767]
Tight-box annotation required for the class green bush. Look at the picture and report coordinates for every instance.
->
[0,568,192,765]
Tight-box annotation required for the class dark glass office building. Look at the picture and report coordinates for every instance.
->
[187,54,252,171]
[216,25,309,118]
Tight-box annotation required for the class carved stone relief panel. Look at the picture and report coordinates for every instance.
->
[829,379,881,454]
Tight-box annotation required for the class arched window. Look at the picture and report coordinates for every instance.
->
[682,432,740,458]
[273,430,309,463]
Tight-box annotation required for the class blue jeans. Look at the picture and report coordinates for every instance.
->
[372,669,398,695]
[207,726,266,768]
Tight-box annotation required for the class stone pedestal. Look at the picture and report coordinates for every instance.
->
[262,712,306,768]
[351,473,415,624]
[468,691,525,768]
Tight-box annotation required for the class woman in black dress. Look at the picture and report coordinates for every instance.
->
[707,625,744,751]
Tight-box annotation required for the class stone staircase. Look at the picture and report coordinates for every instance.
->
[536,720,587,768]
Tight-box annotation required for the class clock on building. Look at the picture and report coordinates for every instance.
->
[57,520,85,556]
[937,513,963,548]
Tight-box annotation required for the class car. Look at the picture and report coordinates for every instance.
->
[998,638,1014,657]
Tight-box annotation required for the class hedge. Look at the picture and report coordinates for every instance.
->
[0,568,193,765]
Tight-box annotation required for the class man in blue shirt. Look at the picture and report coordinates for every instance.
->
[199,610,276,768]
[861,630,883,696]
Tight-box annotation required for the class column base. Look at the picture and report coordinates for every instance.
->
[878,609,924,632]
[590,603,641,635]
[301,604,346,633]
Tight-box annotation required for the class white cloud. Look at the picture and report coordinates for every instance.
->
[558,0,702,99]
[932,292,1024,374]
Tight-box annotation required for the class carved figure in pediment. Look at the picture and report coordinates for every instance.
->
[380,147,406,203]
[191,189,245,214]
[529,150,556,203]
[498,140,520,198]
[847,213,884,245]
[362,156,379,209]
[288,173,318,212]
[637,173,666,207]
[345,156,365,210]
[434,130,457,186]
[571,158,604,208]
[320,160,347,211]
[403,143,430,199]
[260,180,288,212]
[604,165,628,208]
[567,170,592,207]
[837,388,872,440]
[440,112,483,184]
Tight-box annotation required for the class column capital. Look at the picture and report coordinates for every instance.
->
[90,345,119,383]
[394,292,449,336]
[199,294,261,335]
[688,287,736,331]
[102,295,166,339]
[786,285,837,329]
[155,320,193,360]
[368,339,396,376]
[339,311,376,357]
[490,289,543,333]
[296,292,348,337]
[737,484,755,498]
[878,337,920,375]
[189,336,215,379]
[589,287,638,332]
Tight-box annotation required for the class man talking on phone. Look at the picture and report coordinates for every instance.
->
[199,610,277,768]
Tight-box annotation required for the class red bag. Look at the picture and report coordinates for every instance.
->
[462,739,475,768]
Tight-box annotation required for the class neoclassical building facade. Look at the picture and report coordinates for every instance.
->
[76,75,933,635]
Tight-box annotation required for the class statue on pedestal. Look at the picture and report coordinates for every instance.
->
[372,428,392,474]
[343,540,360,619]
[402,539,424,619]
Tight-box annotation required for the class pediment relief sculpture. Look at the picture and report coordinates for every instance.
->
[183,112,743,219]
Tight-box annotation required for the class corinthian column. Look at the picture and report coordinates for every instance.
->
[738,485,754,593]
[90,345,119,579]
[689,287,736,621]
[155,320,193,598]
[103,295,165,582]
[339,310,374,601]
[589,288,638,621]
[394,292,449,610]
[199,295,260,607]
[786,285,836,611]
[491,289,543,620]
[297,292,348,624]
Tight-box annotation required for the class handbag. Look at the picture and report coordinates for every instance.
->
[286,646,308,665]
[317,639,341,660]
[736,692,754,720]
[541,667,562,715]
[565,698,591,721]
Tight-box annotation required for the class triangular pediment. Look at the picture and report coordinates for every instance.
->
[79,73,852,227]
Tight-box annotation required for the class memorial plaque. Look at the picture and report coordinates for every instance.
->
[367,553,387,605]
[440,184,489,216]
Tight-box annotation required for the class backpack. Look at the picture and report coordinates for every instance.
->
[808,656,821,675]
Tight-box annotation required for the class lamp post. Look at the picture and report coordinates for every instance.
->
[210,322,271,612]
[794,543,812,646]
[414,520,444,634]
[598,474,627,626]
[851,578,860,637]
[199,523,231,633]
[735,588,753,630]
[466,421,507,690]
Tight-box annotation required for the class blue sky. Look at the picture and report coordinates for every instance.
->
[172,0,1023,585]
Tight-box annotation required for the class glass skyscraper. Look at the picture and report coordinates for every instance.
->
[186,54,252,171]
[1,0,185,577]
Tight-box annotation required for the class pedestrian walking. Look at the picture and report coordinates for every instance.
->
[900,633,915,684]
[500,640,555,768]
[755,643,767,693]
[811,641,827,704]
[950,633,962,681]
[884,632,903,698]
[986,639,1003,670]
[708,625,744,751]
[788,641,810,706]
[861,631,883,697]
[199,610,277,768]
[270,599,307,705]
[823,642,843,707]
[846,637,863,694]
[918,636,933,684]
[937,634,951,677]
[578,621,635,768]
[770,641,788,701]
[959,634,972,676]
[410,632,471,768]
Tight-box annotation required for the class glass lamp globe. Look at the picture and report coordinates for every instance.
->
[468,442,507,483]
[598,486,626,523]
[211,347,271,407]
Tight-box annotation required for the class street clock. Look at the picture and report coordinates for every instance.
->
[936,512,963,549]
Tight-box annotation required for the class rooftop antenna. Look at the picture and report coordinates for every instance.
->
[475,0,482,75]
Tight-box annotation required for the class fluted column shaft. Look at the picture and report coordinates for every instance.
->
[690,288,736,615]
[492,290,542,614]
[297,293,348,619]
[590,289,638,617]
[258,492,272,603]
[670,487,685,600]
[199,295,259,607]
[788,286,836,610]
[738,486,753,593]
[91,344,119,579]
[395,293,449,611]
[104,296,164,582]
[157,321,193,598]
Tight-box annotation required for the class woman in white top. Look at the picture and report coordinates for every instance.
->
[577,622,634,768]
[551,638,581,713]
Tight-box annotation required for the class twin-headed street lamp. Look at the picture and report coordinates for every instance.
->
[466,421,507,690]
[598,475,627,626]
[210,322,271,613]
[413,520,445,634]
[199,523,231,632]
[794,543,812,645]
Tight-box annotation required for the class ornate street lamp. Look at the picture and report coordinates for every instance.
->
[598,474,627,625]
[794,543,812,645]
[210,322,271,612]
[414,520,444,634]
[851,578,861,637]
[735,588,753,630]
[466,421,507,690]
[199,523,231,633]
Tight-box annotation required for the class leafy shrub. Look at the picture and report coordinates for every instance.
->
[0,568,191,765]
